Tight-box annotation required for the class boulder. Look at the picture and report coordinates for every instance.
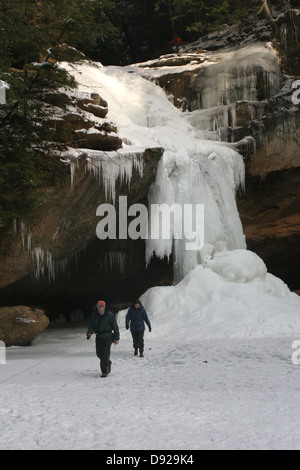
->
[0,306,49,347]
[75,93,108,118]
[75,128,123,151]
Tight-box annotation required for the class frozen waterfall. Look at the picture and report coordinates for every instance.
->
[56,44,300,339]
[62,60,246,281]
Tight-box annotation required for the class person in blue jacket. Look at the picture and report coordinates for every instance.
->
[125,299,151,357]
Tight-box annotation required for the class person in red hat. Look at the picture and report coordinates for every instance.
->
[87,300,119,377]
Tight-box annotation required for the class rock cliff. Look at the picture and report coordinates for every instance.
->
[0,87,171,318]
[134,3,300,292]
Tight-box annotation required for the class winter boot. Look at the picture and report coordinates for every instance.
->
[101,372,108,378]
[134,349,138,356]
[139,351,144,357]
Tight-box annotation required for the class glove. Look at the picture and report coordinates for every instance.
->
[149,327,151,332]
[126,325,129,330]
[87,333,92,340]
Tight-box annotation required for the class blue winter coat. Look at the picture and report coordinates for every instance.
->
[125,305,151,332]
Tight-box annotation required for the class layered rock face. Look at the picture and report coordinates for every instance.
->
[0,88,171,318]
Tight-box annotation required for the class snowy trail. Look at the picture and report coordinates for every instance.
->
[1,327,299,450]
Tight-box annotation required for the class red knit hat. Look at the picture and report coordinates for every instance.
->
[97,300,106,307]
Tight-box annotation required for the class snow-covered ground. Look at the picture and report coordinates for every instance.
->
[1,251,300,451]
[1,316,300,450]
[1,251,299,451]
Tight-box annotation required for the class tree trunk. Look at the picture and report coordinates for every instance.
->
[260,0,276,32]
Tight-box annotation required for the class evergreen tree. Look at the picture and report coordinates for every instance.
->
[0,0,122,222]
[115,0,172,63]
[0,62,75,221]
[0,0,121,67]
[62,0,121,64]
[155,0,262,40]
[0,0,74,222]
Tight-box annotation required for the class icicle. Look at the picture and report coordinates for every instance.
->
[27,232,32,253]
[20,221,26,250]
[104,251,126,274]
[47,250,55,283]
[60,149,79,188]
[12,219,17,237]
[146,144,246,282]
[32,247,44,282]
[85,150,144,204]
[191,43,283,111]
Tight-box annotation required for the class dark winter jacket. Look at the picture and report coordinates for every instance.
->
[87,310,120,341]
[125,305,151,332]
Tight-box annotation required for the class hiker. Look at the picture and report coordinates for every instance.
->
[125,299,151,357]
[172,35,182,52]
[87,300,119,377]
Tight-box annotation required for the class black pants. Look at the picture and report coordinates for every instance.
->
[96,337,112,373]
[131,331,144,353]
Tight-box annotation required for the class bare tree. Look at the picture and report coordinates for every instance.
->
[259,0,276,31]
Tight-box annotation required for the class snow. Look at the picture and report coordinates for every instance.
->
[1,250,300,450]
[15,318,37,324]
[134,250,300,340]
[1,303,300,450]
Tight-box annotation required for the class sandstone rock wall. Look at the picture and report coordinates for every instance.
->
[0,85,170,318]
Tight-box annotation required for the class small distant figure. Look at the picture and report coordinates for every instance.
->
[172,35,182,52]
[125,299,151,357]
